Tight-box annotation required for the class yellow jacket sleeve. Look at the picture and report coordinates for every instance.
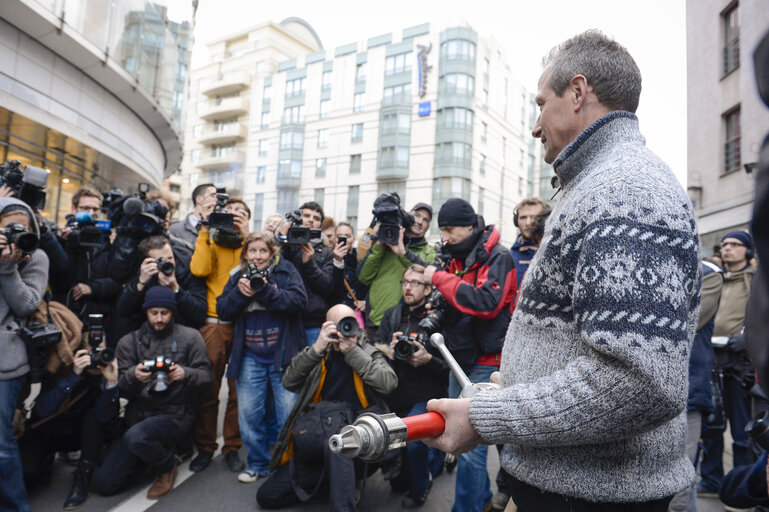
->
[190,230,215,278]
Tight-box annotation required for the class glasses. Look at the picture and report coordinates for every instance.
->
[401,280,425,289]
[720,241,746,249]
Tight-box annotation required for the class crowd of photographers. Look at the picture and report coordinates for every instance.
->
[0,158,555,512]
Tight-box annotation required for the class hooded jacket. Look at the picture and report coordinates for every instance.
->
[0,197,50,381]
[431,222,516,367]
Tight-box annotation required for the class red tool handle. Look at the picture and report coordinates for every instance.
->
[404,412,445,441]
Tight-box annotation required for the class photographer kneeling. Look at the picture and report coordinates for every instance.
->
[0,198,49,512]
[91,287,212,500]
[256,304,397,511]
[216,232,307,482]
[375,264,449,508]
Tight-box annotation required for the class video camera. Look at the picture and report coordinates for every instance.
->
[0,160,50,210]
[278,209,321,245]
[105,183,167,239]
[207,187,234,231]
[372,192,414,245]
[142,355,175,394]
[2,223,39,254]
[243,259,275,292]
[65,211,111,249]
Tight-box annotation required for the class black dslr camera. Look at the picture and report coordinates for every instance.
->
[20,322,62,383]
[2,223,39,254]
[86,314,114,368]
[143,356,175,394]
[394,331,429,361]
[329,316,359,340]
[243,260,275,292]
[279,209,321,245]
[419,290,450,335]
[208,188,234,231]
[372,192,415,245]
[89,347,115,368]
[155,258,174,276]
[0,160,50,210]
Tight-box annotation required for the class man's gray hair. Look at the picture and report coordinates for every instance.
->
[544,30,641,113]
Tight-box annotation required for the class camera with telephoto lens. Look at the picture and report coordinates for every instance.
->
[2,223,39,254]
[394,331,429,361]
[155,257,174,276]
[0,160,50,210]
[278,209,321,245]
[85,313,114,368]
[207,188,234,231]
[418,290,450,335]
[372,192,415,245]
[243,260,274,292]
[88,347,115,368]
[143,355,175,394]
[105,184,167,239]
[20,322,62,383]
[329,316,359,341]
[66,211,111,250]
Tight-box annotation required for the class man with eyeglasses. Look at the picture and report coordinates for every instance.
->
[698,231,757,498]
[374,264,448,509]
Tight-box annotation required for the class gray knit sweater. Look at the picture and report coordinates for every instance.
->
[468,111,701,502]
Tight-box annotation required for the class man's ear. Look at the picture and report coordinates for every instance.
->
[569,74,590,112]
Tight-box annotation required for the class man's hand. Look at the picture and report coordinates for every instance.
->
[134,363,152,383]
[167,363,185,382]
[59,226,73,240]
[233,209,250,237]
[355,300,366,312]
[423,398,482,455]
[423,265,438,284]
[157,269,179,292]
[71,283,93,301]
[372,223,382,245]
[72,349,91,376]
[386,227,407,256]
[389,331,404,351]
[490,371,501,386]
[312,320,335,355]
[238,277,257,297]
[137,257,158,291]
[337,332,357,354]
[0,184,14,197]
[407,340,432,368]
[300,243,314,264]
[332,240,347,262]
[102,358,118,387]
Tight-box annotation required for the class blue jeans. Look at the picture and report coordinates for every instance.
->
[237,354,297,474]
[0,376,29,512]
[305,327,321,347]
[700,372,753,490]
[449,364,497,512]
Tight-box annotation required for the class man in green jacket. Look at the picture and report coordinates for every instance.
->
[358,203,435,338]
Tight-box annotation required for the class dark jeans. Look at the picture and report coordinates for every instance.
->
[91,416,181,496]
[0,376,30,512]
[700,372,754,490]
[509,477,673,512]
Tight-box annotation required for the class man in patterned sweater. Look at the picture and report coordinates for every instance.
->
[426,30,701,511]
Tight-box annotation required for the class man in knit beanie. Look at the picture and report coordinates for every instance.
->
[425,31,701,512]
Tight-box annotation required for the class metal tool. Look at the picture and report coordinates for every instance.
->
[429,333,501,397]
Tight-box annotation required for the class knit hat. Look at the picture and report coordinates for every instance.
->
[722,231,753,250]
[142,286,177,311]
[438,198,477,227]
[411,202,433,219]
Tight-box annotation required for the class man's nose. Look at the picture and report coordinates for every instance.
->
[532,116,542,138]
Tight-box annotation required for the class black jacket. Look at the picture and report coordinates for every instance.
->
[332,249,368,308]
[283,241,336,328]
[116,321,212,433]
[375,301,448,414]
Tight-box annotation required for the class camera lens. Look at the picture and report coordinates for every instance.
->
[337,317,359,337]
[157,258,174,276]
[149,372,170,394]
[394,338,415,360]
[12,231,39,253]
[90,347,115,367]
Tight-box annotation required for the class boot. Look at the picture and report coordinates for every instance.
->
[147,461,177,500]
[63,459,95,510]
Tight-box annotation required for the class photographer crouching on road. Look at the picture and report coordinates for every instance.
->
[0,197,49,512]
[216,231,307,483]
[375,264,449,508]
[424,31,701,512]
[91,286,212,500]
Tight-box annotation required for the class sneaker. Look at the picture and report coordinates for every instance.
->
[491,491,510,510]
[224,450,245,472]
[444,453,457,474]
[189,450,213,473]
[238,469,265,483]
[147,462,177,500]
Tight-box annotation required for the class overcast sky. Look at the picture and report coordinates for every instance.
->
[173,0,687,185]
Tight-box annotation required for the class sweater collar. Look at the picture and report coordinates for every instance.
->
[552,111,641,190]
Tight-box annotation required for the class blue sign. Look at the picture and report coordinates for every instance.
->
[418,101,431,117]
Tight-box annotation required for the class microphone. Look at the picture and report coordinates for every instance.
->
[123,197,144,215]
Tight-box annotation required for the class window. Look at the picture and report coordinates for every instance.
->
[441,73,474,96]
[256,165,265,183]
[278,159,302,180]
[191,148,200,161]
[724,107,741,172]
[193,124,203,138]
[253,193,264,230]
[356,62,367,82]
[318,129,328,148]
[173,90,184,109]
[279,131,303,150]
[316,158,326,177]
[381,112,410,135]
[723,3,740,75]
[379,146,409,168]
[377,181,406,201]
[353,93,364,112]
[440,39,476,61]
[258,139,267,156]
[213,144,235,158]
[434,177,471,201]
[347,185,359,219]
[478,187,485,217]
[314,188,325,206]
[350,154,362,174]
[283,105,304,123]
[261,112,269,129]
[518,176,524,195]
[435,142,472,166]
[385,51,412,76]
[285,77,306,98]
[396,147,409,167]
[322,70,332,90]
[383,84,411,102]
[437,107,473,130]
[263,84,272,100]
[351,123,363,142]
[214,118,236,132]
[320,99,330,119]
[480,154,486,175]
[481,121,487,143]
[277,189,298,213]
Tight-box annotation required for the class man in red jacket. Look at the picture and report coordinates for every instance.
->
[423,198,516,512]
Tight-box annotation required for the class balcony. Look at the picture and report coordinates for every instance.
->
[196,124,247,145]
[198,97,250,120]
[197,150,245,170]
[200,72,251,97]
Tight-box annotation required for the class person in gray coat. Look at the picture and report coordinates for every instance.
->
[168,183,215,246]
[0,197,50,512]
